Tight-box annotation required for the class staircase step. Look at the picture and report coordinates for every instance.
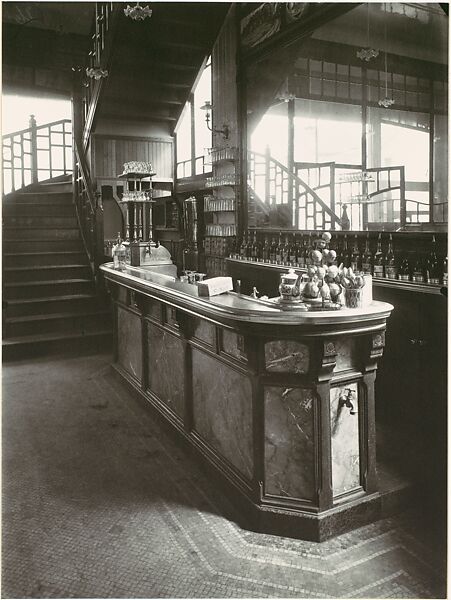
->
[2,203,75,217]
[4,264,92,283]
[4,279,95,300]
[2,329,112,362]
[3,227,80,241]
[3,251,88,267]
[4,294,102,317]
[5,192,72,204]
[5,310,111,337]
[3,215,78,228]
[5,239,84,252]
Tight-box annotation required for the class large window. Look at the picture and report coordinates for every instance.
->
[176,59,212,178]
[245,3,448,231]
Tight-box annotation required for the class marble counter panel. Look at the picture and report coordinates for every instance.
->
[264,340,309,374]
[334,337,358,372]
[264,387,315,501]
[117,306,142,382]
[221,329,245,361]
[192,349,253,480]
[192,318,215,347]
[330,382,360,497]
[147,324,185,419]
[148,299,162,322]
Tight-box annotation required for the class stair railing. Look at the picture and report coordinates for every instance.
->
[248,149,341,230]
[70,2,120,280]
[2,116,72,195]
[73,138,104,278]
[82,2,120,148]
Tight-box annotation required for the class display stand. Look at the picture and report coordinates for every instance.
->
[118,167,176,274]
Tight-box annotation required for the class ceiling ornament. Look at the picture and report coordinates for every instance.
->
[357,4,379,62]
[124,3,152,21]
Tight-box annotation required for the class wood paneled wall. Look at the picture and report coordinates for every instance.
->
[92,134,173,179]
[212,6,239,148]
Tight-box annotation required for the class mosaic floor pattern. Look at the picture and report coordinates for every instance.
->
[2,354,446,599]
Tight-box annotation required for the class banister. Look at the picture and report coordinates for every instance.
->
[74,138,97,215]
[2,117,73,195]
[249,150,341,226]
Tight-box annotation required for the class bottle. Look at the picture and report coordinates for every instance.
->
[443,256,448,286]
[398,256,411,281]
[350,235,361,272]
[230,236,238,259]
[289,235,297,267]
[341,203,351,231]
[282,235,290,265]
[239,235,247,260]
[303,233,311,267]
[412,256,425,283]
[275,232,283,265]
[372,234,385,278]
[425,235,440,284]
[341,235,350,268]
[112,232,126,271]
[262,236,270,263]
[269,237,277,264]
[252,232,261,262]
[249,231,256,261]
[130,237,141,267]
[361,233,373,275]
[384,234,397,279]
[294,236,302,268]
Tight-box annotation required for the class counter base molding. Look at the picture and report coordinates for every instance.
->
[101,263,412,542]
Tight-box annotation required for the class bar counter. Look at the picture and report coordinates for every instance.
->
[101,263,395,541]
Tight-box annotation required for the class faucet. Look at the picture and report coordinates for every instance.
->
[338,389,356,415]
[251,286,260,299]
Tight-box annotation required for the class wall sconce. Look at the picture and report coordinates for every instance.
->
[86,66,108,80]
[200,101,229,140]
[124,3,152,20]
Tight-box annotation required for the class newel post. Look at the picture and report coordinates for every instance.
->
[29,114,38,184]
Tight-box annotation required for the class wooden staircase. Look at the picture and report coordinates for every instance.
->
[2,179,111,361]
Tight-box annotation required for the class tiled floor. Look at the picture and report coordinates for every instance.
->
[2,353,447,599]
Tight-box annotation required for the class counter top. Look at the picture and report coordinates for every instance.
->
[101,263,393,334]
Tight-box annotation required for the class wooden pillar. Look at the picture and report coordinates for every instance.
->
[314,339,337,510]
[29,114,38,184]
[360,331,386,493]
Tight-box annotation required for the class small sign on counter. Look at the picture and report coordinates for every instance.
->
[197,276,234,297]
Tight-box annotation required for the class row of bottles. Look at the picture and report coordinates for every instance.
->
[230,231,447,285]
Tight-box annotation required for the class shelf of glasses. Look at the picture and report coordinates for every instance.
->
[120,191,154,203]
[206,147,237,164]
[206,175,238,188]
[337,172,374,183]
[205,224,237,237]
[204,195,235,212]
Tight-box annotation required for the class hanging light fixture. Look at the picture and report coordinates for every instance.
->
[124,2,152,20]
[357,4,379,62]
[378,3,395,108]
[86,66,108,80]
[200,101,229,140]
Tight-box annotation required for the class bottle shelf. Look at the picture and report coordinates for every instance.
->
[226,258,445,295]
